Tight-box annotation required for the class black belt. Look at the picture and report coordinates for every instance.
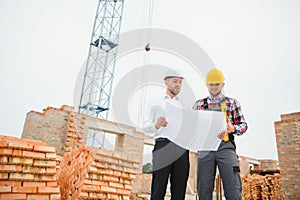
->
[155,138,169,142]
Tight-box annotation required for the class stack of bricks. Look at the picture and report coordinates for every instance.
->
[242,174,281,200]
[264,175,281,198]
[0,136,60,200]
[274,111,300,199]
[58,146,144,200]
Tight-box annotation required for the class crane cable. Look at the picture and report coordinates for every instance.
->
[136,0,155,128]
[147,0,154,42]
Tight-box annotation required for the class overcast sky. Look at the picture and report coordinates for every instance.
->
[0,0,299,160]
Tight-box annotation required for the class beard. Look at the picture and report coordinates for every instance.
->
[169,87,180,96]
[209,90,222,97]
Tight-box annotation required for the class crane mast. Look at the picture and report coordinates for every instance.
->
[78,0,125,120]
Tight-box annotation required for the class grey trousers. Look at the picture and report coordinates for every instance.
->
[197,141,242,200]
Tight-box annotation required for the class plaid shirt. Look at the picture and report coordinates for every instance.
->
[192,94,248,136]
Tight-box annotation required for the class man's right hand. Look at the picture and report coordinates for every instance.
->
[217,130,227,140]
[155,117,168,129]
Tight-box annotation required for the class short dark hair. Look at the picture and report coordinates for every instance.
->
[164,76,184,80]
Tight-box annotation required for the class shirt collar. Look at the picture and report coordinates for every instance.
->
[208,93,225,101]
[164,94,179,100]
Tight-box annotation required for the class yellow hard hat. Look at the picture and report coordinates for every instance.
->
[206,68,225,84]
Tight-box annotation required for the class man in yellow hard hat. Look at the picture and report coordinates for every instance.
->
[193,68,248,200]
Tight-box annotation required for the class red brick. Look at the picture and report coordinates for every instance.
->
[23,151,45,159]
[46,181,57,187]
[9,173,34,181]
[0,164,22,173]
[13,186,37,193]
[100,186,117,193]
[38,187,60,194]
[91,180,105,186]
[129,173,136,179]
[0,156,8,164]
[88,192,105,199]
[22,166,46,174]
[0,173,8,180]
[124,184,132,190]
[33,160,56,167]
[102,175,119,182]
[45,168,56,175]
[8,140,33,150]
[45,153,56,160]
[0,185,11,193]
[78,191,89,198]
[0,180,22,187]
[9,157,33,165]
[88,166,97,173]
[34,175,55,182]
[0,148,12,155]
[23,182,46,187]
[108,181,124,188]
[33,145,55,153]
[12,149,23,157]
[116,188,131,195]
[81,184,100,192]
[27,194,50,200]
[83,179,92,185]
[120,179,131,185]
[49,194,60,200]
[0,193,26,199]
[107,193,121,199]
[113,170,122,176]
[0,141,7,148]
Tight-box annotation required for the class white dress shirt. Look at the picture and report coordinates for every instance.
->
[143,94,183,140]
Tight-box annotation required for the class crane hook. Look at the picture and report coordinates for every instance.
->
[145,43,151,51]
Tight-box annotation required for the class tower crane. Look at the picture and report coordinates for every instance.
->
[78,0,125,120]
[77,0,125,147]
[77,0,154,147]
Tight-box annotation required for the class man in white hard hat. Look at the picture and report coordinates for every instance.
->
[143,69,190,200]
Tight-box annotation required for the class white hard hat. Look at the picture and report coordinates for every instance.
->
[163,69,185,80]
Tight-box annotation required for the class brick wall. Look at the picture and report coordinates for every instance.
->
[115,130,144,193]
[274,111,300,199]
[22,106,71,155]
[259,159,280,171]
